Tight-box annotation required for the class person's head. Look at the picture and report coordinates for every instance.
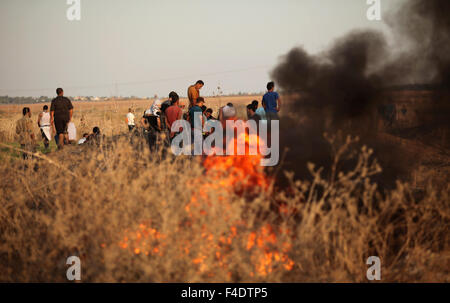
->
[222,105,236,119]
[22,107,31,117]
[205,108,213,118]
[195,80,204,90]
[247,103,256,116]
[128,108,132,113]
[251,100,259,108]
[266,81,275,92]
[83,133,89,138]
[56,88,64,96]
[169,91,179,104]
[93,127,100,135]
[196,97,205,107]
[43,105,49,111]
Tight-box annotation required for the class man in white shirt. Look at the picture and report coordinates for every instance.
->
[126,108,136,131]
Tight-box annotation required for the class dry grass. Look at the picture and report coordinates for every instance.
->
[0,126,448,282]
[0,97,448,282]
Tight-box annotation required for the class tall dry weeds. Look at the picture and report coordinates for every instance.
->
[0,134,448,282]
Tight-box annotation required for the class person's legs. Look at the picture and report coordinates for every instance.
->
[41,129,50,149]
[58,133,64,149]
[148,130,156,151]
[265,112,279,148]
[20,144,27,159]
[64,133,70,145]
[54,119,69,149]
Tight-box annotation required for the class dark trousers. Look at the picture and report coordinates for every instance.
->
[147,130,157,151]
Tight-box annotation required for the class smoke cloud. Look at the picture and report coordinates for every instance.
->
[271,0,450,188]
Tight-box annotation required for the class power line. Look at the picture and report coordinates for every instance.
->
[0,65,270,94]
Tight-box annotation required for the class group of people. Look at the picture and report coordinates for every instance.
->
[126,80,281,151]
[15,81,281,158]
[15,87,103,158]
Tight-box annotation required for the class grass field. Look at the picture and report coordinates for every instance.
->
[0,95,257,143]
[0,96,448,282]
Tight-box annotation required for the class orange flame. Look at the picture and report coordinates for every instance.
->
[114,130,294,278]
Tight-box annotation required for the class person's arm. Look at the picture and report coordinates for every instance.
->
[68,99,74,121]
[218,107,223,122]
[186,110,191,123]
[141,117,148,129]
[157,117,161,131]
[165,115,170,129]
[277,96,281,112]
[262,97,266,110]
[188,87,194,108]
[50,110,56,133]
[37,113,42,127]
[27,120,35,143]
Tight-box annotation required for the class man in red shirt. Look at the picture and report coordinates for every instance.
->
[165,92,183,139]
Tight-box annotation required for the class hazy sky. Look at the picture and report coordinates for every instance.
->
[0,0,406,97]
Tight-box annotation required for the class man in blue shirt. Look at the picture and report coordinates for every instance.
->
[262,81,281,121]
[188,97,205,130]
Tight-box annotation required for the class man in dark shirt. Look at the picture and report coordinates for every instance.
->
[50,88,74,149]
[188,97,205,131]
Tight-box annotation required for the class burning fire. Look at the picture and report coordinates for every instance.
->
[115,131,294,278]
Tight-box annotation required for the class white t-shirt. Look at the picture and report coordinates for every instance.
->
[40,111,51,126]
[126,112,135,125]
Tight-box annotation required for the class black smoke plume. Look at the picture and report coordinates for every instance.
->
[271,0,450,189]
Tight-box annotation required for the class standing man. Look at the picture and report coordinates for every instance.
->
[15,107,35,159]
[187,80,204,109]
[262,81,281,122]
[165,92,183,139]
[126,108,136,132]
[50,88,74,149]
[37,105,51,150]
